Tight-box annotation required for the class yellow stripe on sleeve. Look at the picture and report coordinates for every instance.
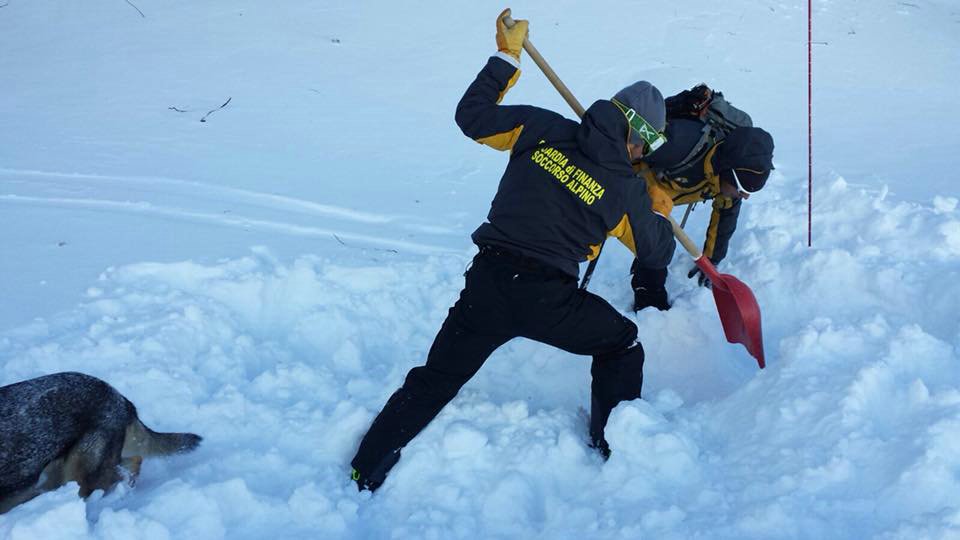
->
[608,214,637,255]
[497,69,521,104]
[476,125,524,152]
[703,204,722,259]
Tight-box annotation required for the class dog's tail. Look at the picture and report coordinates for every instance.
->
[123,419,202,458]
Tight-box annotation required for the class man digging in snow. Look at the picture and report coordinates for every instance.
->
[630,84,775,311]
[349,9,675,491]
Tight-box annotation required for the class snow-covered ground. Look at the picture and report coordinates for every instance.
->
[1,1,959,539]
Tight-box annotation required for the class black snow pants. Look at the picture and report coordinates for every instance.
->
[350,245,645,487]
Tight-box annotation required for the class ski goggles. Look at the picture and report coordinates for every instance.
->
[728,167,771,193]
[611,98,667,154]
[731,169,746,192]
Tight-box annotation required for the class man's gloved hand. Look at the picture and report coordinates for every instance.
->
[647,181,674,217]
[687,264,712,288]
[496,8,528,61]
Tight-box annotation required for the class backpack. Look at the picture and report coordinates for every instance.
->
[658,84,752,178]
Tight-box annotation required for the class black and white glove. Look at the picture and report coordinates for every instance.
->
[687,264,712,288]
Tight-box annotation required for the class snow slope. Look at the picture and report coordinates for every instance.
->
[1,1,959,539]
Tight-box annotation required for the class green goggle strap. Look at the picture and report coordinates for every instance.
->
[611,98,667,152]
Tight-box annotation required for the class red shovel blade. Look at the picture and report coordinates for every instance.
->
[696,257,765,369]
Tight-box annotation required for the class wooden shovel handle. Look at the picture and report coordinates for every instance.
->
[502,12,704,282]
[668,215,704,259]
[502,15,586,117]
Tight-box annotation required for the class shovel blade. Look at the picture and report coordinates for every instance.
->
[696,258,765,369]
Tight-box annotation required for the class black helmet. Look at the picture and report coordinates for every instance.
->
[716,127,774,192]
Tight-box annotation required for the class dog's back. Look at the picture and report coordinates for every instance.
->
[0,372,200,513]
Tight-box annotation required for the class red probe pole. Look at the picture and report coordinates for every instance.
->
[808,0,813,247]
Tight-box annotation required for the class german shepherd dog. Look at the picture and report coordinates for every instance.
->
[0,372,201,513]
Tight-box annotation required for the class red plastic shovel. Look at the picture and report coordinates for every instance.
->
[670,217,765,368]
[504,13,766,369]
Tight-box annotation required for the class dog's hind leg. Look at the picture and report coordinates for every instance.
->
[120,455,143,487]
[62,429,126,498]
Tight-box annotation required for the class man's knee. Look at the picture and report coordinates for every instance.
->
[607,315,639,355]
[403,365,468,405]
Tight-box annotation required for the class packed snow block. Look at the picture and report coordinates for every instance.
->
[500,400,530,422]
[650,389,685,414]
[878,416,960,522]
[932,196,959,214]
[840,325,957,435]
[941,220,960,257]
[287,482,356,533]
[480,476,545,536]
[637,505,687,533]
[602,401,702,494]
[93,508,174,540]
[249,362,334,404]
[442,421,489,458]
[331,340,363,373]
[0,485,87,540]
[128,480,227,540]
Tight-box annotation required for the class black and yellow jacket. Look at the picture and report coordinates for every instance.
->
[640,118,741,263]
[455,55,675,278]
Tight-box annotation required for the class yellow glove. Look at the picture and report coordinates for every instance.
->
[496,8,528,61]
[647,181,674,217]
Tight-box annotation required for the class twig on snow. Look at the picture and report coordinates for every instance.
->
[200,97,232,123]
[125,0,145,17]
[332,234,399,254]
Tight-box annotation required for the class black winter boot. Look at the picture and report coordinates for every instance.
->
[588,343,645,462]
[589,395,613,461]
[350,449,400,492]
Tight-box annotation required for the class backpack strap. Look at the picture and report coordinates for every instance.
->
[704,92,754,130]
[660,96,753,178]
[661,122,715,178]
